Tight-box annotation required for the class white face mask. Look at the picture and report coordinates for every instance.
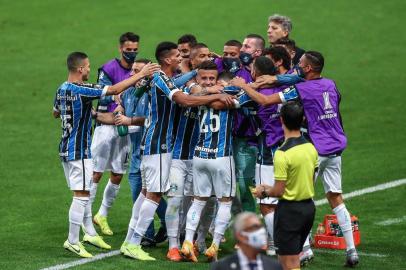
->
[241,227,268,249]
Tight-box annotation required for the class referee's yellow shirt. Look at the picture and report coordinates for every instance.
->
[274,136,318,201]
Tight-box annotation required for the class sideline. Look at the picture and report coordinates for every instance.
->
[40,178,406,270]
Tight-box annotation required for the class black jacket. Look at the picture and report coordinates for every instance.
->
[210,252,283,270]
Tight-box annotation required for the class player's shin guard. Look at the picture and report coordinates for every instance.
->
[196,197,216,244]
[98,180,120,217]
[264,211,275,243]
[89,182,98,205]
[333,203,355,251]
[166,197,182,249]
[83,200,97,236]
[68,197,88,244]
[213,201,232,247]
[125,193,146,242]
[131,199,159,245]
[185,199,207,242]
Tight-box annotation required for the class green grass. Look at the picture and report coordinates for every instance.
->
[1,0,406,269]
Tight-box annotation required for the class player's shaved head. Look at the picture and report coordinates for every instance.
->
[155,41,178,64]
[67,52,88,72]
[304,51,324,73]
[245,34,265,50]
[190,43,208,59]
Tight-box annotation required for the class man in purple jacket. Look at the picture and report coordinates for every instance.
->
[231,51,359,267]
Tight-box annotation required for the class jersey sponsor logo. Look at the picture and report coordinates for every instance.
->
[195,146,218,153]
[57,94,78,101]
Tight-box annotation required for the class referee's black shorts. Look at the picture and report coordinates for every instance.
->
[274,199,315,255]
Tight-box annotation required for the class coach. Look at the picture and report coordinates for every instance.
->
[255,101,317,270]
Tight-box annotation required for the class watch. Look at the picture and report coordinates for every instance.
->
[261,186,268,198]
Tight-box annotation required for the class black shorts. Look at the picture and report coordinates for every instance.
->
[274,199,315,255]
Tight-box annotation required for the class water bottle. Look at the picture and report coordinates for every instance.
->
[134,78,151,98]
[114,111,128,136]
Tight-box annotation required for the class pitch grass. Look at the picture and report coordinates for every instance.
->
[0,0,405,269]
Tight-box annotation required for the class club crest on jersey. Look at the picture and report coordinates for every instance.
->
[323,91,333,110]
[161,144,167,150]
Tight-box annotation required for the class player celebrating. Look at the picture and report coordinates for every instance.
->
[91,32,139,236]
[181,61,255,262]
[231,51,359,267]
[53,51,159,258]
[121,42,235,261]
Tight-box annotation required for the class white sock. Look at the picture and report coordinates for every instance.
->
[68,197,87,244]
[130,198,159,245]
[125,193,146,242]
[166,196,182,249]
[196,197,216,244]
[213,201,232,247]
[83,201,97,236]
[333,204,355,251]
[264,211,275,244]
[303,234,311,250]
[185,199,207,242]
[98,180,120,217]
[89,182,98,204]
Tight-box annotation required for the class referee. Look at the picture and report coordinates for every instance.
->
[255,101,318,270]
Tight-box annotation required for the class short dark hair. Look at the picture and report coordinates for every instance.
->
[253,56,277,76]
[119,32,140,45]
[218,71,234,82]
[178,34,197,46]
[67,51,88,72]
[135,58,151,64]
[155,41,178,64]
[224,39,242,49]
[280,101,304,130]
[197,60,217,71]
[190,43,209,60]
[304,51,324,73]
[274,37,296,49]
[246,34,265,50]
[265,46,291,70]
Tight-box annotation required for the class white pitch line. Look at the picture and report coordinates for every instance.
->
[375,215,406,226]
[314,178,406,206]
[40,178,406,270]
[41,250,120,270]
[314,249,387,258]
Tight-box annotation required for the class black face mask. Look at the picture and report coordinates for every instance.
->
[122,51,137,64]
[223,57,241,73]
[239,52,254,66]
[293,65,306,78]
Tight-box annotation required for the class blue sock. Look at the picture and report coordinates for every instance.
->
[156,198,168,228]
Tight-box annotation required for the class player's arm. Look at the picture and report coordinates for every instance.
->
[52,92,60,118]
[106,63,160,96]
[189,84,223,95]
[53,110,60,118]
[230,77,282,106]
[252,74,304,89]
[172,91,235,108]
[173,70,198,88]
[97,69,114,104]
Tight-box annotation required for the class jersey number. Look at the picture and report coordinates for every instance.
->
[200,108,220,133]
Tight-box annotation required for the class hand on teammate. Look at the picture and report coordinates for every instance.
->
[254,75,277,88]
[252,184,271,199]
[218,93,237,107]
[207,84,224,94]
[114,113,132,126]
[139,62,161,78]
[230,77,246,88]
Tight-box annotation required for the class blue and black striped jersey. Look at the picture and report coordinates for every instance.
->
[194,93,255,159]
[141,71,181,155]
[53,82,107,161]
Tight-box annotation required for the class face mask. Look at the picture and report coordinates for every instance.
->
[293,65,306,78]
[223,57,241,73]
[239,52,254,66]
[122,51,137,64]
[241,227,267,249]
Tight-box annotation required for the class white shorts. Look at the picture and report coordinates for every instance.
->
[317,155,342,193]
[62,159,93,191]
[193,156,236,199]
[255,164,278,205]
[167,159,194,197]
[141,153,172,193]
[91,125,130,174]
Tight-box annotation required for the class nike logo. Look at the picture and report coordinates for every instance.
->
[68,243,81,253]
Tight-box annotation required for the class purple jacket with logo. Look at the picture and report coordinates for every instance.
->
[295,78,347,155]
[97,59,131,112]
[257,86,285,147]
